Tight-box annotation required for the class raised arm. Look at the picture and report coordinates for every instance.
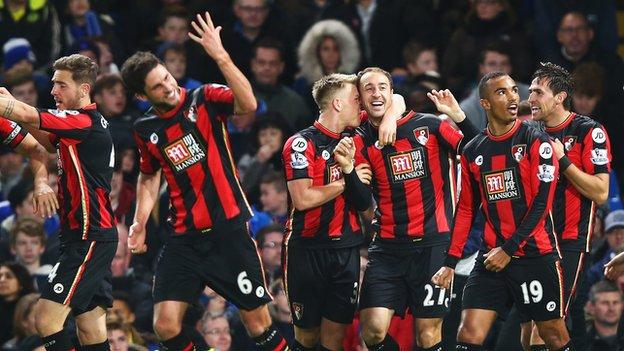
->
[0,88,40,128]
[189,12,256,126]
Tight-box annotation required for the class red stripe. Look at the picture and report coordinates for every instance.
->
[349,207,360,233]
[428,135,450,233]
[182,342,195,351]
[370,146,394,238]
[564,253,585,314]
[200,106,240,219]
[301,204,321,237]
[491,155,516,240]
[526,141,552,254]
[394,139,423,237]
[164,125,192,232]
[273,338,287,351]
[328,194,344,237]
[474,162,497,250]
[62,145,81,230]
[95,188,112,228]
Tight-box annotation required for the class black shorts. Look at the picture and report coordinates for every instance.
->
[40,239,116,315]
[462,253,564,322]
[359,244,451,318]
[283,245,360,328]
[153,223,272,310]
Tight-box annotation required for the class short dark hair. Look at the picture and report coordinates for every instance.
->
[357,67,394,91]
[92,74,124,97]
[402,40,432,65]
[160,42,187,60]
[0,262,35,296]
[589,280,622,303]
[10,216,46,247]
[158,5,189,28]
[8,178,34,211]
[121,51,163,96]
[479,42,511,65]
[250,112,291,151]
[256,223,284,247]
[478,71,508,99]
[260,170,287,193]
[53,54,99,87]
[532,62,574,109]
[253,37,285,61]
[572,62,604,98]
[4,67,35,91]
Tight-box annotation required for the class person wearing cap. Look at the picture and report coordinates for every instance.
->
[2,38,37,73]
[603,210,624,279]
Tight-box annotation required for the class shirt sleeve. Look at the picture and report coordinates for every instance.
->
[437,119,464,153]
[204,84,235,121]
[445,154,480,268]
[0,118,27,148]
[501,135,558,256]
[38,109,92,141]
[283,135,315,181]
[581,124,611,175]
[133,132,161,175]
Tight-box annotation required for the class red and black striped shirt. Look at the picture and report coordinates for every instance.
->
[543,113,611,252]
[282,121,363,249]
[0,118,27,148]
[37,104,116,241]
[133,85,252,235]
[446,120,559,268]
[354,111,464,249]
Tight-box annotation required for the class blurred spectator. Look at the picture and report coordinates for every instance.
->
[9,217,47,277]
[238,112,289,207]
[110,155,136,224]
[141,5,189,54]
[2,293,41,351]
[587,210,624,288]
[533,0,619,59]
[92,74,139,149]
[342,0,437,73]
[459,43,530,130]
[161,43,201,90]
[1,39,52,107]
[442,0,533,96]
[571,62,624,191]
[547,11,624,107]
[586,280,624,351]
[111,224,153,333]
[106,318,148,351]
[1,179,36,237]
[395,40,439,96]
[251,38,312,132]
[0,263,34,346]
[61,0,124,62]
[293,19,360,112]
[202,288,228,318]
[0,0,61,72]
[4,68,39,108]
[255,223,284,283]
[273,0,348,45]
[109,291,148,344]
[267,279,293,344]
[198,314,232,351]
[258,172,288,227]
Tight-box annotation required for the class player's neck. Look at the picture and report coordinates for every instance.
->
[487,118,516,136]
[544,108,572,128]
[77,97,93,110]
[317,113,344,135]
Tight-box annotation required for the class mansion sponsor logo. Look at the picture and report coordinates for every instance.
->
[163,133,206,173]
[483,168,521,203]
[387,148,428,182]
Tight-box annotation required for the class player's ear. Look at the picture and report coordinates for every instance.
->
[556,91,567,105]
[479,98,491,110]
[332,97,342,112]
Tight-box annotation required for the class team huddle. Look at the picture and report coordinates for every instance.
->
[0,10,618,351]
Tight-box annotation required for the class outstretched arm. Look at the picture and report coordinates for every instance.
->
[189,12,256,127]
[0,88,41,128]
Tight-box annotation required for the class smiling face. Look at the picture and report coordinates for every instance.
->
[528,77,563,122]
[359,70,393,122]
[140,64,181,111]
[480,75,519,125]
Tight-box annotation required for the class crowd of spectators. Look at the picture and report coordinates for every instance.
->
[1,0,624,350]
